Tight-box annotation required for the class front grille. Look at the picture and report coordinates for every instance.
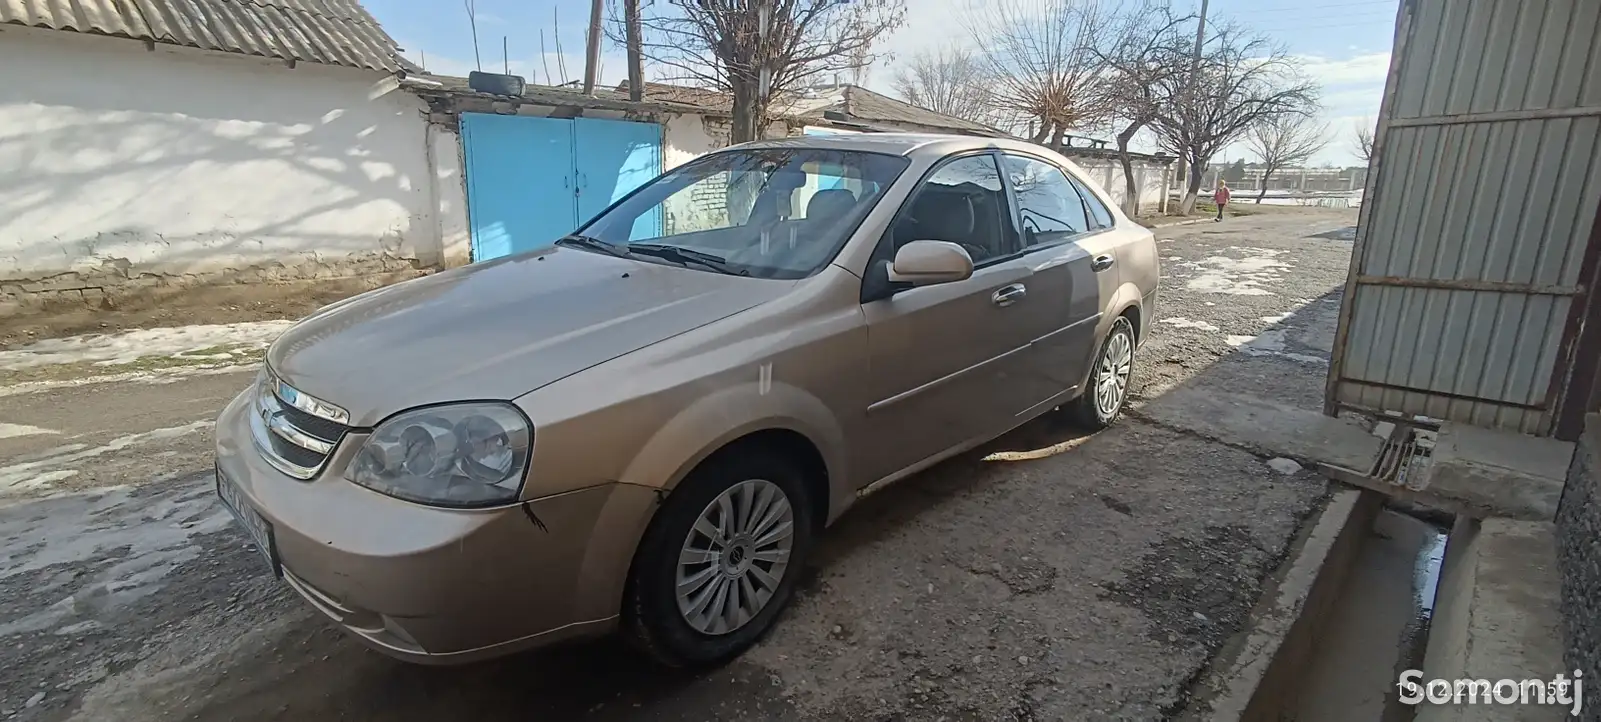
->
[279,403,347,442]
[250,372,351,479]
[266,432,329,469]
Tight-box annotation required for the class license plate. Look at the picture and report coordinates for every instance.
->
[216,467,280,576]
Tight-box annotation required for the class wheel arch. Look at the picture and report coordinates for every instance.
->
[618,380,847,528]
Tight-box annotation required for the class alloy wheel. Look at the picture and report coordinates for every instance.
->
[675,478,794,636]
[1095,329,1133,418]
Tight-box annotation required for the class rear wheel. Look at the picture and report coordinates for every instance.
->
[622,451,814,668]
[1066,315,1135,430]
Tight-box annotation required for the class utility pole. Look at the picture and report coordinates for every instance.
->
[1180,0,1209,201]
[750,0,773,142]
[625,0,643,101]
[1188,0,1208,86]
[582,0,603,95]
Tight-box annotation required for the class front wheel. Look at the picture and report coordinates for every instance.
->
[1066,316,1136,430]
[622,451,814,668]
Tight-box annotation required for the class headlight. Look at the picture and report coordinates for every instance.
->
[346,403,532,508]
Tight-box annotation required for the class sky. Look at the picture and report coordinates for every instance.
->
[365,0,1400,166]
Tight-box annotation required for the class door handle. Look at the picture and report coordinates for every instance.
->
[1092,255,1116,272]
[992,283,1027,307]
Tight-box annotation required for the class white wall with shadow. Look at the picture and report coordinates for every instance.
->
[0,27,440,282]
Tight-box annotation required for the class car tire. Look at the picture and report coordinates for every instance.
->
[1066,315,1136,430]
[621,449,815,668]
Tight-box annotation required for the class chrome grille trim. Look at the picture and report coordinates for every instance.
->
[251,372,350,480]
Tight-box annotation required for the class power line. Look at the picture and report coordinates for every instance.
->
[1255,17,1398,33]
[1244,0,1395,13]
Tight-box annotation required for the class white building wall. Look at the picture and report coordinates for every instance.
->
[0,28,437,300]
[1061,153,1171,216]
[664,114,725,170]
[428,124,472,268]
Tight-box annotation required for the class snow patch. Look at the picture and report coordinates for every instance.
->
[0,321,292,370]
[1227,329,1328,365]
[0,478,232,637]
[1159,317,1221,332]
[0,421,211,493]
[1182,248,1292,296]
[0,422,57,440]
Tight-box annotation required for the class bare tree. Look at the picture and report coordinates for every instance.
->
[615,0,906,143]
[1150,20,1319,214]
[1352,116,1375,164]
[969,0,1111,146]
[1245,114,1329,202]
[891,47,1003,127]
[1087,2,1193,215]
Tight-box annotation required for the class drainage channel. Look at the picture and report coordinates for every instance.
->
[1287,506,1448,722]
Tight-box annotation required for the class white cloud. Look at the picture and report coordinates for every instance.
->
[1298,52,1391,87]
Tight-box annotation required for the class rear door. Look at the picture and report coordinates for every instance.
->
[1000,154,1117,399]
[857,153,1052,485]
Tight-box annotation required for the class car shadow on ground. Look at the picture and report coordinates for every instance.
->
[184,288,1347,721]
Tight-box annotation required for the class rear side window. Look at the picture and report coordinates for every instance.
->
[1001,155,1090,246]
[1068,174,1115,229]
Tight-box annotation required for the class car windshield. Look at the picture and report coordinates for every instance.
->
[575,147,911,279]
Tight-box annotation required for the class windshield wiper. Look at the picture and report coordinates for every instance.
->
[555,234,630,258]
[626,243,749,276]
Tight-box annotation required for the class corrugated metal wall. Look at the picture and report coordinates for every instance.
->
[1328,0,1601,435]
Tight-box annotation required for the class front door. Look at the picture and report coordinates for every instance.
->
[857,153,1052,486]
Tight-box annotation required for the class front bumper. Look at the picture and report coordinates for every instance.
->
[213,390,658,664]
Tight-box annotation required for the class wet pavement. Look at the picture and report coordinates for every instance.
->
[0,209,1361,721]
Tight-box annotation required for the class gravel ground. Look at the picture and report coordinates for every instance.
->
[0,209,1360,721]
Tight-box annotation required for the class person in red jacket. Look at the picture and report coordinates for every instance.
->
[1213,180,1231,222]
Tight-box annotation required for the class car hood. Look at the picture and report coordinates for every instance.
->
[265,248,795,427]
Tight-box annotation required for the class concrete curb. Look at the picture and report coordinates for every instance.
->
[1178,487,1383,721]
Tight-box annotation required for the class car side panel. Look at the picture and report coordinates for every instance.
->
[516,267,869,523]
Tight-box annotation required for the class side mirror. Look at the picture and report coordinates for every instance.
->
[887,240,974,286]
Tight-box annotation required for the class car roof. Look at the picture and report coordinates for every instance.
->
[734,132,1052,159]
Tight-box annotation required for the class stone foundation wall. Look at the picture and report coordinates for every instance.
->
[1556,413,1601,699]
[0,254,425,317]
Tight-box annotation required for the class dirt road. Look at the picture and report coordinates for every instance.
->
[0,209,1359,721]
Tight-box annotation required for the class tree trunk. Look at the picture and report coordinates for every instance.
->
[1114,118,1149,217]
[1030,119,1052,144]
[1179,156,1205,215]
[1049,123,1067,150]
[730,78,761,144]
[1256,167,1274,203]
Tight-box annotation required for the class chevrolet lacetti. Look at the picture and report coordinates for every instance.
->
[213,133,1159,667]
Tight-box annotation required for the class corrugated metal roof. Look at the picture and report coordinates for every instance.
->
[1,0,403,71]
[835,86,1006,135]
[618,81,1009,136]
[405,74,723,116]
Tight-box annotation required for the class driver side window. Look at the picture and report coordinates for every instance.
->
[884,154,1013,265]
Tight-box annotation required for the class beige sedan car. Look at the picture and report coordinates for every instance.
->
[214,133,1159,667]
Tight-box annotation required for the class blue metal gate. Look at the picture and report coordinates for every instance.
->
[460,114,663,261]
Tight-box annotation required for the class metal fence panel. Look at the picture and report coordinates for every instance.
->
[1327,0,1601,436]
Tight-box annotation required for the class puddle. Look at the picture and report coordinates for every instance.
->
[1414,528,1447,617]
